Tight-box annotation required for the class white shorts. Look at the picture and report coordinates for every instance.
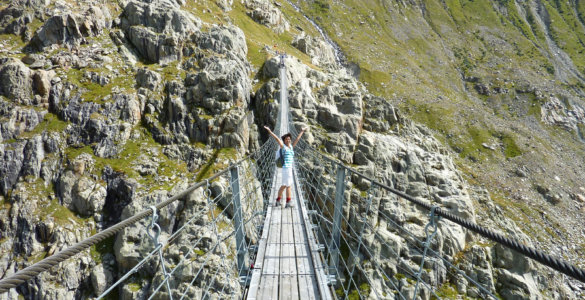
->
[281,167,293,186]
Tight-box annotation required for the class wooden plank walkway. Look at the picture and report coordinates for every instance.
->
[246,167,332,300]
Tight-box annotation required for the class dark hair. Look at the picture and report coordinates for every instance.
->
[281,133,292,141]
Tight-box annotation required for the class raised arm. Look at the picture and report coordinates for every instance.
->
[292,127,307,147]
[263,126,284,148]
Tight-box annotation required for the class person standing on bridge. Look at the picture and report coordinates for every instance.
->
[264,126,308,208]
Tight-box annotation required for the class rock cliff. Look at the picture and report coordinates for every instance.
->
[0,0,583,299]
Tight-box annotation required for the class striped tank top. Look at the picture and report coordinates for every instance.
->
[282,145,294,168]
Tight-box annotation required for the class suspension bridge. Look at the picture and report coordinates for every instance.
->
[0,55,584,299]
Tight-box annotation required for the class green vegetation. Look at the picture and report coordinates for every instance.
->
[228,1,317,72]
[434,282,461,299]
[63,67,137,104]
[195,147,237,181]
[544,0,585,76]
[500,133,521,158]
[64,127,191,192]
[336,283,371,300]
[27,251,47,264]
[17,113,69,139]
[127,282,142,293]
[90,235,115,264]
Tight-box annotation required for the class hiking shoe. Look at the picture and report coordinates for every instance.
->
[285,202,294,208]
[274,200,281,207]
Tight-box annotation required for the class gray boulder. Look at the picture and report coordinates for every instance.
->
[363,95,399,132]
[197,25,247,60]
[0,58,33,103]
[91,264,114,296]
[28,6,110,50]
[0,101,46,142]
[541,96,585,133]
[120,0,201,64]
[216,0,233,11]
[188,57,251,114]
[58,168,106,217]
[136,68,162,91]
[244,0,290,33]
[0,5,33,36]
[0,141,26,194]
[292,33,336,67]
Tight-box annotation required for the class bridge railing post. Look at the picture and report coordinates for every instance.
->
[230,166,249,285]
[329,164,346,281]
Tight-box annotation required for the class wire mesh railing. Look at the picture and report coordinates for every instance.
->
[0,135,279,298]
[94,139,280,299]
[290,112,585,299]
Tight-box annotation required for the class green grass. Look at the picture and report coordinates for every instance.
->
[433,282,470,299]
[65,127,191,192]
[195,147,238,181]
[62,67,136,104]
[500,133,522,158]
[90,235,115,264]
[17,113,69,139]
[127,282,142,293]
[228,1,316,71]
[544,0,585,75]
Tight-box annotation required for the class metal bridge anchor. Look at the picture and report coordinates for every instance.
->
[230,166,250,286]
[147,206,174,300]
[328,165,346,274]
[413,205,441,298]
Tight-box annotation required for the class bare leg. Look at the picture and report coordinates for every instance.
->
[278,186,286,199]
[286,186,292,200]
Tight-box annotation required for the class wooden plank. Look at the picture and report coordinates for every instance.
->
[297,275,320,300]
[258,275,279,300]
[281,210,294,244]
[293,167,333,300]
[279,237,296,276]
[278,274,299,300]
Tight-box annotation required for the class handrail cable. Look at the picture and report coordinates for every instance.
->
[0,139,274,294]
[293,136,585,283]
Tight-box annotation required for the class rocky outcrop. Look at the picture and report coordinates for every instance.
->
[28,6,110,50]
[244,0,290,33]
[0,58,55,106]
[0,5,33,37]
[136,68,162,92]
[196,25,248,60]
[49,82,142,157]
[216,0,233,11]
[541,96,585,133]
[0,58,33,103]
[292,33,336,67]
[0,100,47,142]
[57,158,107,217]
[119,0,200,64]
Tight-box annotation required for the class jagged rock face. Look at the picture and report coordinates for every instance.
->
[49,82,141,157]
[119,0,201,64]
[541,96,585,133]
[0,100,47,142]
[141,23,254,149]
[0,0,579,299]
[28,6,111,50]
[292,33,336,67]
[0,58,33,103]
[244,0,290,33]
[196,25,248,60]
[0,5,33,36]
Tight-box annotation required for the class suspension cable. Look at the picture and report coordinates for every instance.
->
[0,140,274,294]
[295,137,585,283]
